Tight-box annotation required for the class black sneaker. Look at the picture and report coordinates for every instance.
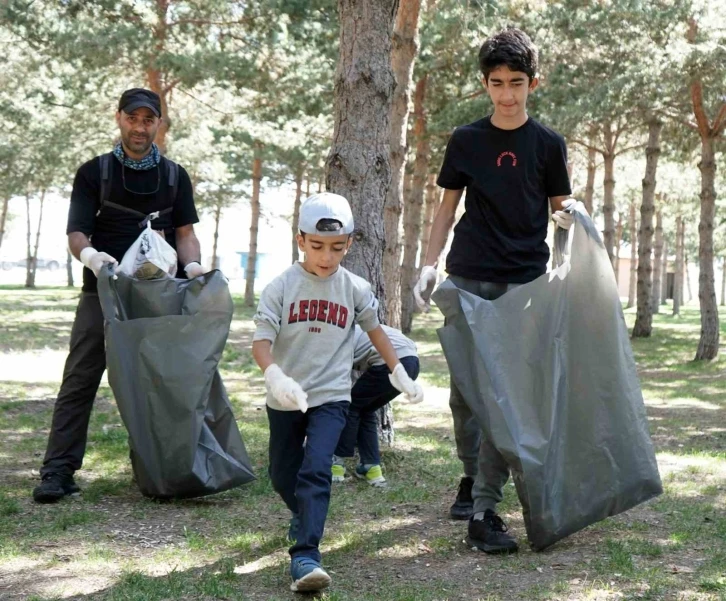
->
[32,473,81,504]
[449,476,474,520]
[466,510,519,554]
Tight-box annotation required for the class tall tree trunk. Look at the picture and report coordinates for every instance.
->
[419,173,437,268]
[602,122,617,266]
[147,1,172,153]
[627,197,637,309]
[384,0,421,329]
[652,209,663,314]
[721,256,725,307]
[327,0,398,445]
[244,144,263,307]
[292,165,304,264]
[212,204,221,270]
[614,213,623,285]
[673,216,683,317]
[24,194,32,287]
[584,124,598,215]
[661,238,669,304]
[400,74,428,334]
[66,248,74,287]
[25,190,45,289]
[633,119,661,335]
[0,195,9,251]
[684,252,693,303]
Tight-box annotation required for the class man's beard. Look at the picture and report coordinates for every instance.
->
[123,133,153,155]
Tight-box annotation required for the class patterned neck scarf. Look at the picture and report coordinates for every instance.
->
[113,141,160,171]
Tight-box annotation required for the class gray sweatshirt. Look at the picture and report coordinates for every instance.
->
[352,324,418,372]
[253,263,380,410]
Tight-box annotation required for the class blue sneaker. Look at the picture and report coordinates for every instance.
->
[290,557,331,592]
[288,513,300,543]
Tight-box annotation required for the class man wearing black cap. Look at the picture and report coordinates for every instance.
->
[32,88,205,503]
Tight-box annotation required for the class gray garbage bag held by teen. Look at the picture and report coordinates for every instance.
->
[432,205,662,550]
[97,269,255,499]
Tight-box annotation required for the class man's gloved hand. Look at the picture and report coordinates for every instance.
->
[264,364,308,412]
[413,265,437,313]
[184,261,205,279]
[80,247,118,279]
[389,363,424,404]
[552,199,577,230]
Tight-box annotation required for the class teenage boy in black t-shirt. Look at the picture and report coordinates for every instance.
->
[33,88,204,503]
[413,28,575,553]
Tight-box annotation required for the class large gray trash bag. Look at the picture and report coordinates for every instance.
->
[97,269,255,499]
[432,207,662,550]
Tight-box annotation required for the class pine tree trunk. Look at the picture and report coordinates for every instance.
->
[673,216,683,317]
[292,166,303,264]
[400,74,428,334]
[327,0,399,445]
[614,213,623,285]
[602,122,617,266]
[661,238,669,305]
[0,195,9,252]
[419,173,437,268]
[584,125,598,215]
[384,0,421,328]
[632,119,661,335]
[627,197,637,309]
[25,190,45,289]
[720,256,725,307]
[684,252,692,303]
[652,210,663,314]
[244,145,262,307]
[212,204,221,270]
[66,248,74,287]
[695,132,719,361]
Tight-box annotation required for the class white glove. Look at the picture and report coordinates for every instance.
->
[389,363,424,404]
[413,265,438,313]
[552,199,577,230]
[184,261,205,278]
[80,247,118,279]
[264,364,308,412]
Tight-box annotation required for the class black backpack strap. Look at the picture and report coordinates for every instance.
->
[166,158,179,204]
[96,153,113,217]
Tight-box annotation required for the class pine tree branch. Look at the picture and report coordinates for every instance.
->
[712,102,726,137]
[166,18,254,29]
[690,80,712,139]
[570,138,605,154]
[614,142,646,157]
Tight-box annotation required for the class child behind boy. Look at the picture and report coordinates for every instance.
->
[252,192,423,592]
[333,324,420,487]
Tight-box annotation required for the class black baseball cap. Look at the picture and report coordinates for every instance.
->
[118,88,162,118]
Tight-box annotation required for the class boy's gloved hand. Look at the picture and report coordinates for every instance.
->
[389,364,424,404]
[184,261,205,278]
[413,265,437,313]
[80,247,118,279]
[552,199,577,230]
[264,364,309,412]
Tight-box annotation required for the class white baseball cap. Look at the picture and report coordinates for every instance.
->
[299,192,354,236]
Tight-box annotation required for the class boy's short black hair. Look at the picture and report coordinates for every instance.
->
[478,27,538,82]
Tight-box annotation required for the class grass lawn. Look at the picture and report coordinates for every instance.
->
[0,285,724,600]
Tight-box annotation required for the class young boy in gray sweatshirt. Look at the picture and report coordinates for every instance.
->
[252,192,423,593]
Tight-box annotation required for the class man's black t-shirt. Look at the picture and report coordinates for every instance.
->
[67,155,199,292]
[437,116,571,283]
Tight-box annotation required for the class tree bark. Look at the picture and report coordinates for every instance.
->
[652,210,663,314]
[292,165,303,264]
[25,190,45,289]
[147,1,173,152]
[400,74,428,334]
[212,203,221,270]
[244,144,262,307]
[627,196,637,309]
[661,238,669,304]
[673,215,683,317]
[66,248,74,287]
[584,125,598,215]
[633,119,661,336]
[602,122,617,266]
[614,213,623,285]
[327,0,399,445]
[684,252,693,303]
[721,256,725,307]
[383,0,421,328]
[419,173,437,268]
[0,195,9,252]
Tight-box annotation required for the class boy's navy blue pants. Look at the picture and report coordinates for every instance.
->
[334,356,419,465]
[267,401,349,562]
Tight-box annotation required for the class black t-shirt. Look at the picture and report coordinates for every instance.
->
[437,116,571,283]
[67,155,199,292]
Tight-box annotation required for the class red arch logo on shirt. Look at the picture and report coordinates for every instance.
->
[496,151,517,167]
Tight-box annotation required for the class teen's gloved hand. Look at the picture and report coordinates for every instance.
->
[80,247,118,279]
[264,364,309,412]
[413,265,437,313]
[184,261,205,278]
[552,199,577,230]
[389,364,424,404]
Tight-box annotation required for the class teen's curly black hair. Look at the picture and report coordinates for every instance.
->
[478,27,538,83]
